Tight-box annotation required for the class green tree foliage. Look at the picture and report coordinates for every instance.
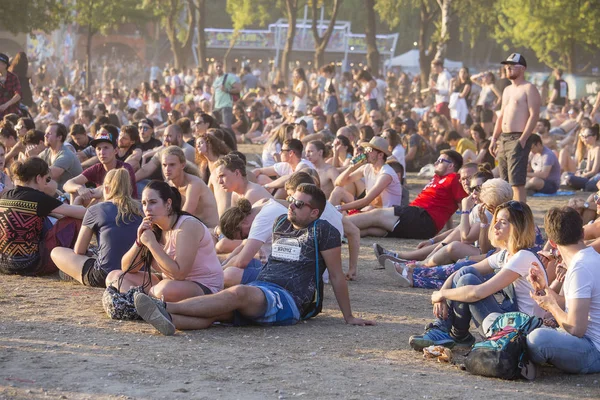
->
[310,0,343,69]
[495,0,600,73]
[0,0,67,35]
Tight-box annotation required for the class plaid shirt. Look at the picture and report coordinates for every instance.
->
[0,71,22,118]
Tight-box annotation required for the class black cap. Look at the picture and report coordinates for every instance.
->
[90,131,116,148]
[0,53,9,66]
[501,53,527,67]
[138,118,154,129]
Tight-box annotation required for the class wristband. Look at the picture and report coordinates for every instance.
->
[480,223,489,228]
[335,205,343,212]
[461,210,470,215]
[429,238,435,245]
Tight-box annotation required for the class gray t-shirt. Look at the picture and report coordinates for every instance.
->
[83,202,143,273]
[256,216,341,316]
[40,143,83,191]
[531,146,561,186]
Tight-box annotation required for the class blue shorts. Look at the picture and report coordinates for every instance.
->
[241,258,263,284]
[233,281,300,327]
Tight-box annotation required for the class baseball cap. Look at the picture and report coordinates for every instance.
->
[90,131,116,148]
[0,53,9,66]
[138,118,154,129]
[311,106,325,117]
[402,118,416,130]
[501,53,527,67]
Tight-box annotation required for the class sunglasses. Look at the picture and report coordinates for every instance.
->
[364,147,374,153]
[469,185,482,193]
[280,148,291,153]
[580,133,595,139]
[138,126,150,131]
[435,158,452,165]
[287,195,314,210]
[502,200,524,211]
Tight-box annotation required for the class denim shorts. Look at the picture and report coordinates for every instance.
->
[233,281,300,327]
[241,258,263,284]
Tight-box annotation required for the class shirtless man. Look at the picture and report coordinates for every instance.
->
[214,153,272,205]
[305,140,339,198]
[161,146,219,228]
[489,53,541,203]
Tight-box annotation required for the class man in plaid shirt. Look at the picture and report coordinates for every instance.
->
[0,53,22,119]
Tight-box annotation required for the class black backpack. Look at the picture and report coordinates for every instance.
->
[464,311,543,379]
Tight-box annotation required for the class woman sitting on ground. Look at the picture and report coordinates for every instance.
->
[51,168,143,287]
[407,201,547,351]
[0,142,14,194]
[384,178,515,288]
[564,125,600,191]
[0,158,85,276]
[106,180,223,302]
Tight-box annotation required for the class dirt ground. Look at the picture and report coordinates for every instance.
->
[1,159,600,399]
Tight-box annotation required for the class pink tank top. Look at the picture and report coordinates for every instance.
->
[162,215,224,293]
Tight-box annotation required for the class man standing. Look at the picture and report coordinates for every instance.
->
[133,184,374,335]
[525,134,561,195]
[39,123,83,192]
[429,59,452,119]
[549,68,568,108]
[211,60,241,128]
[490,53,541,203]
[0,53,21,119]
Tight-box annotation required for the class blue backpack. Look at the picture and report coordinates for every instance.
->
[464,312,543,379]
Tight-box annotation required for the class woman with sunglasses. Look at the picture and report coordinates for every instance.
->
[0,158,85,276]
[564,125,600,191]
[408,200,548,351]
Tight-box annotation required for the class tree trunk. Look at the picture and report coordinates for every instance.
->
[364,0,379,74]
[223,34,238,70]
[565,37,575,74]
[165,0,196,70]
[86,24,93,94]
[311,0,343,70]
[280,0,298,86]
[433,0,451,62]
[418,0,436,89]
[196,0,207,70]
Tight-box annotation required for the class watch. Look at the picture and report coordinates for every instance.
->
[584,202,590,209]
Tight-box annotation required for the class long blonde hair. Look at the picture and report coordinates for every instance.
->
[104,168,143,226]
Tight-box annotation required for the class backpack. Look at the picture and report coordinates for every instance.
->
[464,311,543,379]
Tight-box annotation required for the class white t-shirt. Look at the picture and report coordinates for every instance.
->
[564,247,600,351]
[248,200,288,262]
[391,145,406,176]
[362,163,402,207]
[488,249,547,317]
[435,69,452,104]
[469,204,493,225]
[321,202,344,236]
[273,159,316,177]
[262,142,281,168]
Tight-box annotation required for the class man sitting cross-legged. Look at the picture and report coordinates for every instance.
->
[347,150,467,238]
[133,183,375,335]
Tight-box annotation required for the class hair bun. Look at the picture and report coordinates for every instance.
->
[237,198,252,215]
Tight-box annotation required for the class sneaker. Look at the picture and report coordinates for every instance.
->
[409,327,475,351]
[384,259,411,287]
[520,360,539,380]
[58,270,76,282]
[134,293,176,336]
[373,243,397,263]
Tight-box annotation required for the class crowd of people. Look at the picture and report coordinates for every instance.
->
[0,48,599,378]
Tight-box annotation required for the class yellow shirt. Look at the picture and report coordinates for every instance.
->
[456,138,477,154]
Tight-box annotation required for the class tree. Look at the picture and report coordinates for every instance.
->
[142,0,197,70]
[72,0,146,92]
[363,0,380,74]
[433,0,451,61]
[0,0,67,35]
[310,0,343,69]
[194,0,208,71]
[224,0,272,69]
[494,0,600,73]
[280,0,301,85]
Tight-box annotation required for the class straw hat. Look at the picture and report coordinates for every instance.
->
[359,136,391,156]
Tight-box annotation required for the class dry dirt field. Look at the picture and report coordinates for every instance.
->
[1,156,600,399]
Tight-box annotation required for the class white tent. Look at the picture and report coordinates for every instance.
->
[386,49,463,70]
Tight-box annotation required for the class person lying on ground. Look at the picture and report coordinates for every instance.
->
[133,183,375,335]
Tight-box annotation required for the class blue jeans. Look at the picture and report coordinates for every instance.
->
[527,327,600,373]
[215,107,233,128]
[435,266,516,338]
[566,173,600,192]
